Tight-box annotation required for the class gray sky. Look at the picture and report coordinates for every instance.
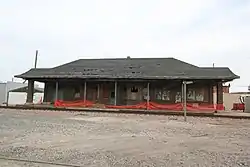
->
[0,0,249,91]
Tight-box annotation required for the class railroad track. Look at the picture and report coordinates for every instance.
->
[0,156,81,167]
[1,106,249,120]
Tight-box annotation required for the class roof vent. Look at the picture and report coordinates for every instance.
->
[127,56,131,59]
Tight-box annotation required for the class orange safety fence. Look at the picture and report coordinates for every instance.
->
[148,102,183,110]
[105,102,147,109]
[54,100,224,111]
[106,102,224,111]
[106,102,183,110]
[54,100,94,107]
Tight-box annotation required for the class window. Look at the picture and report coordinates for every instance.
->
[143,88,149,100]
[131,86,138,92]
[155,88,170,101]
[175,92,181,103]
[127,86,141,100]
[187,88,206,102]
[162,88,170,100]
[156,89,162,100]
[110,92,115,98]
[74,87,80,99]
[187,89,195,101]
[195,89,205,102]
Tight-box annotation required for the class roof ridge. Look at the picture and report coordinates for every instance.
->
[52,59,81,69]
[52,57,200,69]
[169,58,199,68]
[78,57,175,60]
[201,67,230,69]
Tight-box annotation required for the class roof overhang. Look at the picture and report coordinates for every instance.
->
[9,86,44,93]
[15,62,240,82]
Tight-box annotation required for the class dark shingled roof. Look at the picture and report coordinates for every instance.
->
[15,58,239,81]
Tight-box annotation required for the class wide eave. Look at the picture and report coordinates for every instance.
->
[15,68,240,82]
[15,58,240,82]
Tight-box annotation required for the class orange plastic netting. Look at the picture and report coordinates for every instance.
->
[54,100,94,107]
[54,100,224,111]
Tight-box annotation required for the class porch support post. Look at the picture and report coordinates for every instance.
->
[181,82,184,105]
[216,81,223,110]
[183,81,187,122]
[216,83,219,110]
[43,82,48,102]
[147,82,150,110]
[26,80,34,103]
[84,81,87,102]
[97,84,100,102]
[6,91,10,106]
[208,84,214,106]
[55,82,58,101]
[114,81,117,105]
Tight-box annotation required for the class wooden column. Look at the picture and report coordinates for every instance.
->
[99,83,103,104]
[216,81,223,110]
[217,82,223,104]
[114,81,117,105]
[43,82,48,102]
[208,84,214,105]
[6,91,10,106]
[26,80,34,103]
[84,81,87,102]
[97,84,100,102]
[147,82,150,109]
[183,81,187,121]
[181,82,184,104]
[55,82,58,101]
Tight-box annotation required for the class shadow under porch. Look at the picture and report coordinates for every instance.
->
[39,79,223,107]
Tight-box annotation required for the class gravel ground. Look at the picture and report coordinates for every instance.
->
[0,109,250,167]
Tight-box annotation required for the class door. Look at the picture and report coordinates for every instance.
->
[109,91,115,105]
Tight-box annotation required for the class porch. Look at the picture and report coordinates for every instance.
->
[26,79,224,110]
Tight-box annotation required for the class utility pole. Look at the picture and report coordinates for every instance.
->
[33,50,38,103]
[34,50,38,68]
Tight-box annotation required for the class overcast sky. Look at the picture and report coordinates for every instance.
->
[0,0,249,91]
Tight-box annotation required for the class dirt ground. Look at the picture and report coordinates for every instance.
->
[0,109,250,167]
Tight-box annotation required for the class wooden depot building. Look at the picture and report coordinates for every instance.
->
[15,57,239,110]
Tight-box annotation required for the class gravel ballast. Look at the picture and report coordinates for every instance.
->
[0,109,250,167]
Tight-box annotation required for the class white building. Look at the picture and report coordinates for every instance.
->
[0,81,44,105]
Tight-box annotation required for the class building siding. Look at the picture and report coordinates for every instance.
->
[0,81,44,105]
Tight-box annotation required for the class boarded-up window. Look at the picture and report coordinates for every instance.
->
[127,86,142,100]
[155,88,171,101]
[143,88,149,100]
[156,89,162,100]
[175,92,181,103]
[162,88,170,100]
[187,88,207,102]
[131,86,138,93]
[196,90,204,101]
[74,87,80,99]
[187,90,196,101]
